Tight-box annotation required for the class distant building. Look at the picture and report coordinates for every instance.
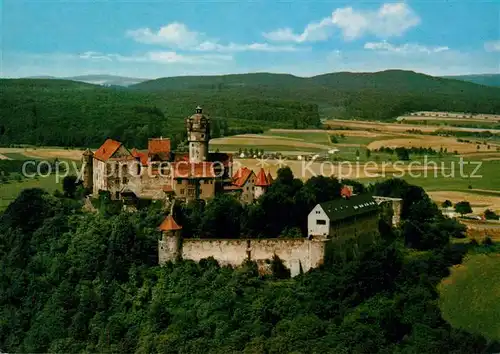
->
[307,193,380,239]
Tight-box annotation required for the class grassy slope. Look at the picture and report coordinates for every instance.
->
[439,252,500,341]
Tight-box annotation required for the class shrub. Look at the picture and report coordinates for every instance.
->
[482,236,494,246]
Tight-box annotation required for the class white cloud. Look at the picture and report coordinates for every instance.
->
[484,40,500,52]
[262,17,334,43]
[78,51,232,64]
[364,41,449,54]
[127,23,302,52]
[144,51,232,64]
[126,22,202,48]
[334,3,420,40]
[79,51,115,61]
[195,41,304,52]
[263,2,420,43]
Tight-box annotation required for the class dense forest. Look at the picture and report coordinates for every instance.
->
[1,70,500,148]
[1,172,498,353]
[0,79,319,148]
[132,70,500,119]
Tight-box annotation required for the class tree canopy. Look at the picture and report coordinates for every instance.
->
[0,181,498,353]
[0,186,498,353]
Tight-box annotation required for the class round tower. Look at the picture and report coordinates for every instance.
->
[186,106,210,163]
[81,148,94,192]
[158,215,183,264]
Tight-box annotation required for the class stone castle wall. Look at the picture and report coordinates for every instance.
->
[157,196,402,277]
[160,236,328,277]
[373,196,403,226]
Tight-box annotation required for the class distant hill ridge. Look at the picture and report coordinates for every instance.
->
[2,69,499,148]
[22,70,500,88]
[129,70,499,92]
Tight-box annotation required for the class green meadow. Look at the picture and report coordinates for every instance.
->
[0,155,80,212]
[439,252,500,341]
[0,175,63,212]
[264,130,332,145]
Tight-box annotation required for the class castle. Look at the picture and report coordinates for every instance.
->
[82,106,402,277]
[81,106,273,206]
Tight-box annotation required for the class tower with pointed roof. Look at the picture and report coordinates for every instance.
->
[254,168,271,199]
[186,106,210,163]
[158,215,183,263]
[81,148,94,191]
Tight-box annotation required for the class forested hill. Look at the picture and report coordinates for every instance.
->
[0,79,319,147]
[132,69,497,93]
[1,70,500,147]
[131,69,500,119]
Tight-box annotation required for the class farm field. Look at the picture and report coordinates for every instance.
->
[0,147,84,161]
[428,190,500,214]
[210,134,332,152]
[0,151,81,212]
[325,119,500,134]
[367,135,499,154]
[2,117,500,216]
[439,253,500,341]
[0,175,63,211]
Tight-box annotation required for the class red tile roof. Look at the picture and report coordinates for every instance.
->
[267,171,274,184]
[224,185,242,191]
[232,167,253,187]
[162,184,174,193]
[148,138,171,157]
[93,139,123,162]
[131,148,149,166]
[158,215,182,231]
[172,161,217,178]
[173,153,189,162]
[255,168,270,187]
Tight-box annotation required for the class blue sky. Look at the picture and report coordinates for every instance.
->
[2,0,499,78]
